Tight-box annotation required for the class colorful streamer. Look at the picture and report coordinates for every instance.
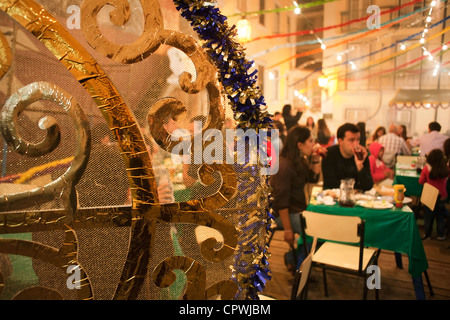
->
[294,39,450,94]
[266,5,431,69]
[246,0,427,43]
[0,156,73,184]
[330,27,450,82]
[291,14,450,86]
[227,0,341,18]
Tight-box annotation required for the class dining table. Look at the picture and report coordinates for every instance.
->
[393,163,423,197]
[306,199,430,300]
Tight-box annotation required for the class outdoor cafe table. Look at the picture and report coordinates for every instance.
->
[306,202,430,299]
[393,163,423,197]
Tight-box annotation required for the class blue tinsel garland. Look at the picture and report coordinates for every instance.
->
[172,0,272,129]
[172,0,274,300]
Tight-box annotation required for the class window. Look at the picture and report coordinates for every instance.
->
[274,4,280,34]
[348,0,370,20]
[345,108,368,122]
[259,0,266,26]
[347,0,370,31]
[237,0,245,13]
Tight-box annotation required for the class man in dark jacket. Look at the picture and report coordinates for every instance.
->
[322,123,373,191]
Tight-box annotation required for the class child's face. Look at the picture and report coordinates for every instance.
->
[378,148,384,159]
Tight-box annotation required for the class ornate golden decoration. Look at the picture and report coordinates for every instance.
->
[0,82,91,216]
[0,32,11,80]
[0,226,93,300]
[0,0,241,300]
[153,256,238,299]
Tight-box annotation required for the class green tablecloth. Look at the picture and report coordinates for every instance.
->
[306,203,428,278]
[393,168,423,197]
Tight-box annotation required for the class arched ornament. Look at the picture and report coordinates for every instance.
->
[0,0,246,300]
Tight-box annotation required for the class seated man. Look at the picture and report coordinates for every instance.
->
[378,124,411,168]
[322,123,374,191]
[410,121,448,156]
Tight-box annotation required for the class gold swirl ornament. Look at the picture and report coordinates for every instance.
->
[0,82,90,214]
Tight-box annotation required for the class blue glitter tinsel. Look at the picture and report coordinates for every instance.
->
[172,0,274,300]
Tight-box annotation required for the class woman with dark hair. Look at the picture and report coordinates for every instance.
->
[397,124,412,152]
[270,126,321,250]
[316,118,331,146]
[398,124,408,141]
[443,138,450,164]
[444,138,450,205]
[366,126,386,148]
[419,148,449,240]
[306,116,317,141]
[357,122,366,148]
[282,104,303,131]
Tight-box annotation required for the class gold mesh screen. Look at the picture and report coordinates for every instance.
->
[0,0,270,300]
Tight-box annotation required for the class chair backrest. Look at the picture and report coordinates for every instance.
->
[291,252,313,300]
[382,150,396,169]
[421,182,439,211]
[301,211,363,244]
[396,155,417,165]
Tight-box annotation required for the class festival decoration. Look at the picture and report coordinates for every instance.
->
[295,30,450,96]
[267,4,430,69]
[172,0,273,299]
[0,0,272,301]
[246,0,427,44]
[226,0,340,18]
[289,9,450,87]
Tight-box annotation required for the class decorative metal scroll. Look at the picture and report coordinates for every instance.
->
[0,0,270,300]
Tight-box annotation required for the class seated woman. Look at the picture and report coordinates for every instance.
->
[368,142,394,185]
[269,126,321,271]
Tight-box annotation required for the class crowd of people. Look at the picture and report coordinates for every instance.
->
[270,106,450,270]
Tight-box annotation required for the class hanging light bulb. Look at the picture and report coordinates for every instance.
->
[293,1,301,14]
[237,17,251,42]
[400,43,406,50]
[318,75,329,88]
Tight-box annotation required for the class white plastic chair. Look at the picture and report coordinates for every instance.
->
[396,155,417,165]
[420,182,439,211]
[295,211,381,299]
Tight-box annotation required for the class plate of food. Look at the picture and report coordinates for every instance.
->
[321,188,340,199]
[403,197,412,204]
[377,196,412,204]
[356,200,394,209]
[355,194,373,201]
